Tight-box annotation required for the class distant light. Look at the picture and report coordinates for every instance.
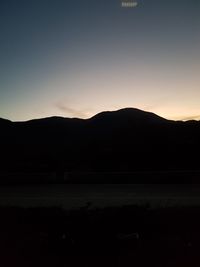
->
[121,1,138,8]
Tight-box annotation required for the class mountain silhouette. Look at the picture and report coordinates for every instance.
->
[0,108,200,183]
[89,108,168,124]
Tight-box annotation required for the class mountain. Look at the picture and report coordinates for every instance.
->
[89,108,168,124]
[0,118,12,126]
[0,108,200,182]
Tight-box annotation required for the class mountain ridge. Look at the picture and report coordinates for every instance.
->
[1,108,199,124]
[1,107,200,181]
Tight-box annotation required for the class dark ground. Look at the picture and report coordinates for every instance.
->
[1,205,200,267]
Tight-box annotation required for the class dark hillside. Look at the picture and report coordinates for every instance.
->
[1,108,200,183]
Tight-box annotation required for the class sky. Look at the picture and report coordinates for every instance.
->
[0,0,200,121]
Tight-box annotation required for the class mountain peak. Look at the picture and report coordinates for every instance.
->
[89,107,168,124]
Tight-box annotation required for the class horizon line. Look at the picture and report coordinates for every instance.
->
[1,107,200,123]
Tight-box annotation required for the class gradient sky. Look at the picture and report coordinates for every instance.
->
[0,0,200,121]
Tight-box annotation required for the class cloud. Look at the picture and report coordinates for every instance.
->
[180,115,200,121]
[55,103,89,118]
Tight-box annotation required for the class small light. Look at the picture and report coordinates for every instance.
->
[121,1,138,8]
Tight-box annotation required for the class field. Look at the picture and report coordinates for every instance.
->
[1,205,200,267]
[1,183,200,266]
[1,183,200,208]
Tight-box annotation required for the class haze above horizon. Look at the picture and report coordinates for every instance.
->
[0,0,199,121]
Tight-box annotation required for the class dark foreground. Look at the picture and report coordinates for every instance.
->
[1,205,200,267]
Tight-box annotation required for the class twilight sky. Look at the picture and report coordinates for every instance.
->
[0,0,200,121]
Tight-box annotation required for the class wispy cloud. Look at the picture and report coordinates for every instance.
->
[55,103,90,118]
[180,115,200,121]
